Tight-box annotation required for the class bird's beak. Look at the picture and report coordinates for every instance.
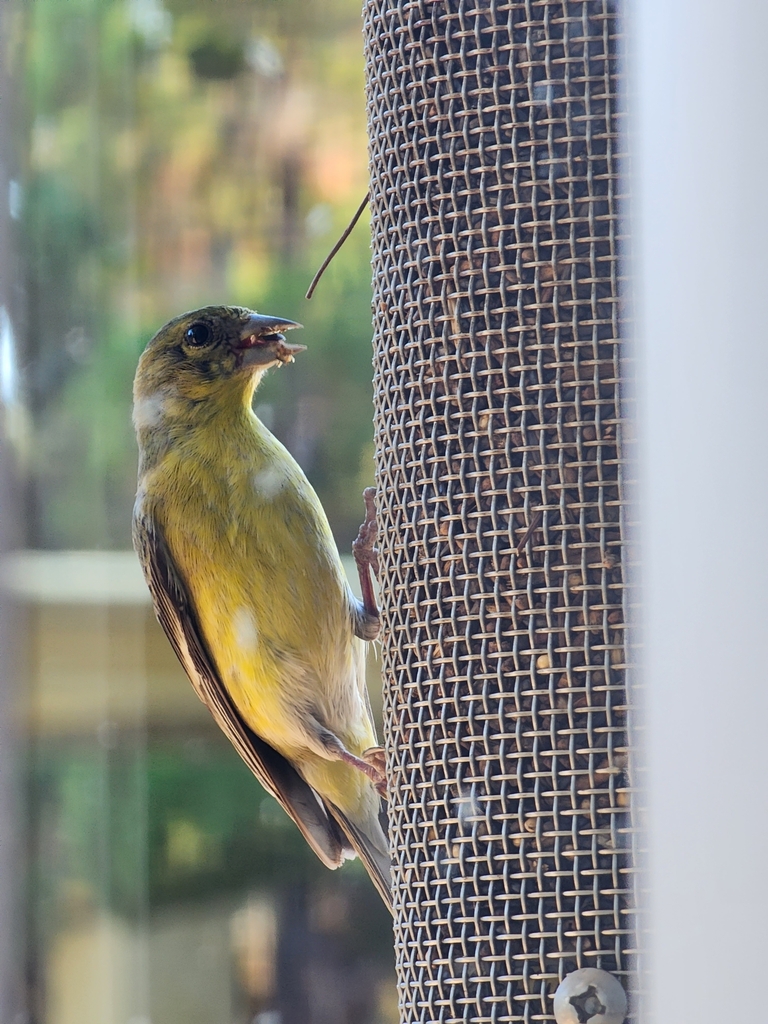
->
[236,314,306,366]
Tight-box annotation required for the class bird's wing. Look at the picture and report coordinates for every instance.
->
[133,509,353,870]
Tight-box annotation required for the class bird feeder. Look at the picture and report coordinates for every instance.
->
[364,1,635,1021]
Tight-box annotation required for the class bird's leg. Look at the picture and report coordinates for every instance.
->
[309,715,387,797]
[352,487,380,641]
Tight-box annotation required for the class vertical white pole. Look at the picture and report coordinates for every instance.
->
[631,1,768,1020]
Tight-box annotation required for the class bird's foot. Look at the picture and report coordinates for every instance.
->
[362,746,386,775]
[338,745,387,798]
[362,746,387,797]
[352,488,381,637]
[352,487,379,574]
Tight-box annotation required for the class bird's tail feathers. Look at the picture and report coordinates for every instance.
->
[326,799,392,913]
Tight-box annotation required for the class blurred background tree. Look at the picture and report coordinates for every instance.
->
[22,0,375,550]
[14,2,394,1022]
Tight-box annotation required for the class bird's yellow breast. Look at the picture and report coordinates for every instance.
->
[141,409,372,768]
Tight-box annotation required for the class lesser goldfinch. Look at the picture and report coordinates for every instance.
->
[132,306,390,908]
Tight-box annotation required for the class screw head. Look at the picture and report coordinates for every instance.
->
[553,968,628,1024]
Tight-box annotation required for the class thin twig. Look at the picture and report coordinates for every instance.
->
[305,192,370,300]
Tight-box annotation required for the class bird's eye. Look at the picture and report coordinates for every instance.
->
[185,322,212,347]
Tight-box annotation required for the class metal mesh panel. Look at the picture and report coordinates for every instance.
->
[364,2,634,1022]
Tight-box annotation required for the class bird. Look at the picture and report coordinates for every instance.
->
[131,305,390,909]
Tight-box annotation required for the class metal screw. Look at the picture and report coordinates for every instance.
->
[553,969,628,1024]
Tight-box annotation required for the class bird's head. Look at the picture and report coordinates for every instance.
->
[133,305,304,433]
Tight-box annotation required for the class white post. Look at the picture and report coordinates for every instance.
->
[631,1,768,1020]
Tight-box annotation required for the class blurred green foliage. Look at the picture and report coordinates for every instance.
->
[33,741,310,920]
[147,743,322,904]
[30,738,393,950]
[21,0,375,550]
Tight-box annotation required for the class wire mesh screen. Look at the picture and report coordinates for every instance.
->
[364,2,634,1021]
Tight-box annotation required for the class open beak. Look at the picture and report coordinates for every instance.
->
[236,313,306,366]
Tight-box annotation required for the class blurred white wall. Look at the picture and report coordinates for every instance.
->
[630,1,768,1020]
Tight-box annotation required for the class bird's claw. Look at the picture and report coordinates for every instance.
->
[336,744,388,798]
[352,487,380,575]
[363,746,388,798]
[352,488,382,638]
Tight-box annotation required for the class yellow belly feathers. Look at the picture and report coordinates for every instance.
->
[145,411,377,813]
